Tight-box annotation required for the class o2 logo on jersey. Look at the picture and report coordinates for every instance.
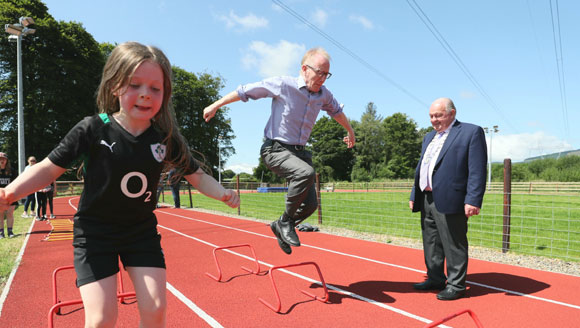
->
[120,172,153,202]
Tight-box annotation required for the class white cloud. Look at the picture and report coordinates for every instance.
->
[310,8,328,27]
[242,40,306,77]
[488,132,572,162]
[225,163,256,174]
[217,10,268,31]
[349,14,374,30]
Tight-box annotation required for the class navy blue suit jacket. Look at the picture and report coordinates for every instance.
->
[410,120,487,214]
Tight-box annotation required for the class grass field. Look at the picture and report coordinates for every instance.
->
[176,190,580,262]
[0,206,34,292]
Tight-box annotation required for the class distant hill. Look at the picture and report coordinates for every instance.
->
[524,149,580,162]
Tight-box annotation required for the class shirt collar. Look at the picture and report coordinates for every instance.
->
[296,75,323,95]
[441,119,456,135]
[297,75,307,90]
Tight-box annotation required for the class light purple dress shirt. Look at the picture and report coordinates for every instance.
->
[236,75,343,145]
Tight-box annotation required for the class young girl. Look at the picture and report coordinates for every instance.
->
[34,183,51,221]
[21,156,37,217]
[0,42,239,327]
[47,181,56,218]
[0,152,17,238]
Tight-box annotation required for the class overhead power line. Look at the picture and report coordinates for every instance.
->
[549,0,569,140]
[405,0,518,133]
[271,0,429,108]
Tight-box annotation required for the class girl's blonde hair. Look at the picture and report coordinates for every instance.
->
[96,41,192,173]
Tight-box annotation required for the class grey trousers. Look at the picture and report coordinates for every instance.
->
[260,139,318,223]
[420,192,468,291]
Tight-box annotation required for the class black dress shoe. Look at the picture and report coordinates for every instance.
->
[276,216,301,246]
[436,287,465,300]
[413,280,446,290]
[270,222,292,254]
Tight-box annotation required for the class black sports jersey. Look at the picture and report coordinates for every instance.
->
[48,114,198,229]
[0,168,18,205]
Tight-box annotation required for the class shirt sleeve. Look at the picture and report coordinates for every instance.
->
[48,116,96,169]
[236,77,282,102]
[321,87,343,118]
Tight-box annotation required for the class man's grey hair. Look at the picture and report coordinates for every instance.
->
[301,47,331,65]
[443,98,456,113]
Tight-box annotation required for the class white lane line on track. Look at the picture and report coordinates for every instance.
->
[158,220,451,327]
[68,197,79,210]
[158,210,580,311]
[0,211,36,317]
[2,197,79,316]
[166,283,224,328]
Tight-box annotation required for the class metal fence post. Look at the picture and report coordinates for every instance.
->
[316,173,322,224]
[237,175,241,216]
[187,182,193,208]
[502,158,512,253]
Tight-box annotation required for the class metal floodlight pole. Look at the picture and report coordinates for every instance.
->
[5,17,35,174]
[218,142,221,184]
[16,33,25,174]
[484,125,499,189]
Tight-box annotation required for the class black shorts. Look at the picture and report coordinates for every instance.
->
[73,231,166,287]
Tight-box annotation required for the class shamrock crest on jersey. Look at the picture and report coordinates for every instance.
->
[151,143,166,163]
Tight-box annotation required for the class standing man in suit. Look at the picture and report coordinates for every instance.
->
[409,97,487,300]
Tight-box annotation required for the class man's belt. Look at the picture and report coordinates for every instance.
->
[273,140,305,151]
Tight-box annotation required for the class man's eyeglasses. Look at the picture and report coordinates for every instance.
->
[305,65,332,79]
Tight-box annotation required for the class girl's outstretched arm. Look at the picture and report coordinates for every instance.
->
[0,158,66,209]
[184,168,240,208]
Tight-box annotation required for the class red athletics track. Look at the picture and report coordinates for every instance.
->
[0,196,579,327]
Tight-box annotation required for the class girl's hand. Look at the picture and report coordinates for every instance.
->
[221,189,240,208]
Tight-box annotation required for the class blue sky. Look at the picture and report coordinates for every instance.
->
[41,0,579,173]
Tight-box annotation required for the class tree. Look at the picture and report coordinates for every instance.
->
[171,68,234,179]
[221,169,236,180]
[382,113,421,179]
[418,126,434,140]
[253,156,283,184]
[310,116,354,181]
[1,0,104,179]
[351,102,384,181]
[238,172,256,182]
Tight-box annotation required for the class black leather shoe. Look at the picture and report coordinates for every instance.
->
[413,280,446,291]
[276,216,301,247]
[270,222,292,255]
[436,287,465,300]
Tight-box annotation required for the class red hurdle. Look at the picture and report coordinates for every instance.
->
[424,308,484,328]
[259,261,329,313]
[47,265,136,328]
[205,244,261,282]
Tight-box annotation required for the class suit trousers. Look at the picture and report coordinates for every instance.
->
[260,139,318,223]
[420,192,468,291]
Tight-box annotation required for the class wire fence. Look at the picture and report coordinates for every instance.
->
[55,179,580,263]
